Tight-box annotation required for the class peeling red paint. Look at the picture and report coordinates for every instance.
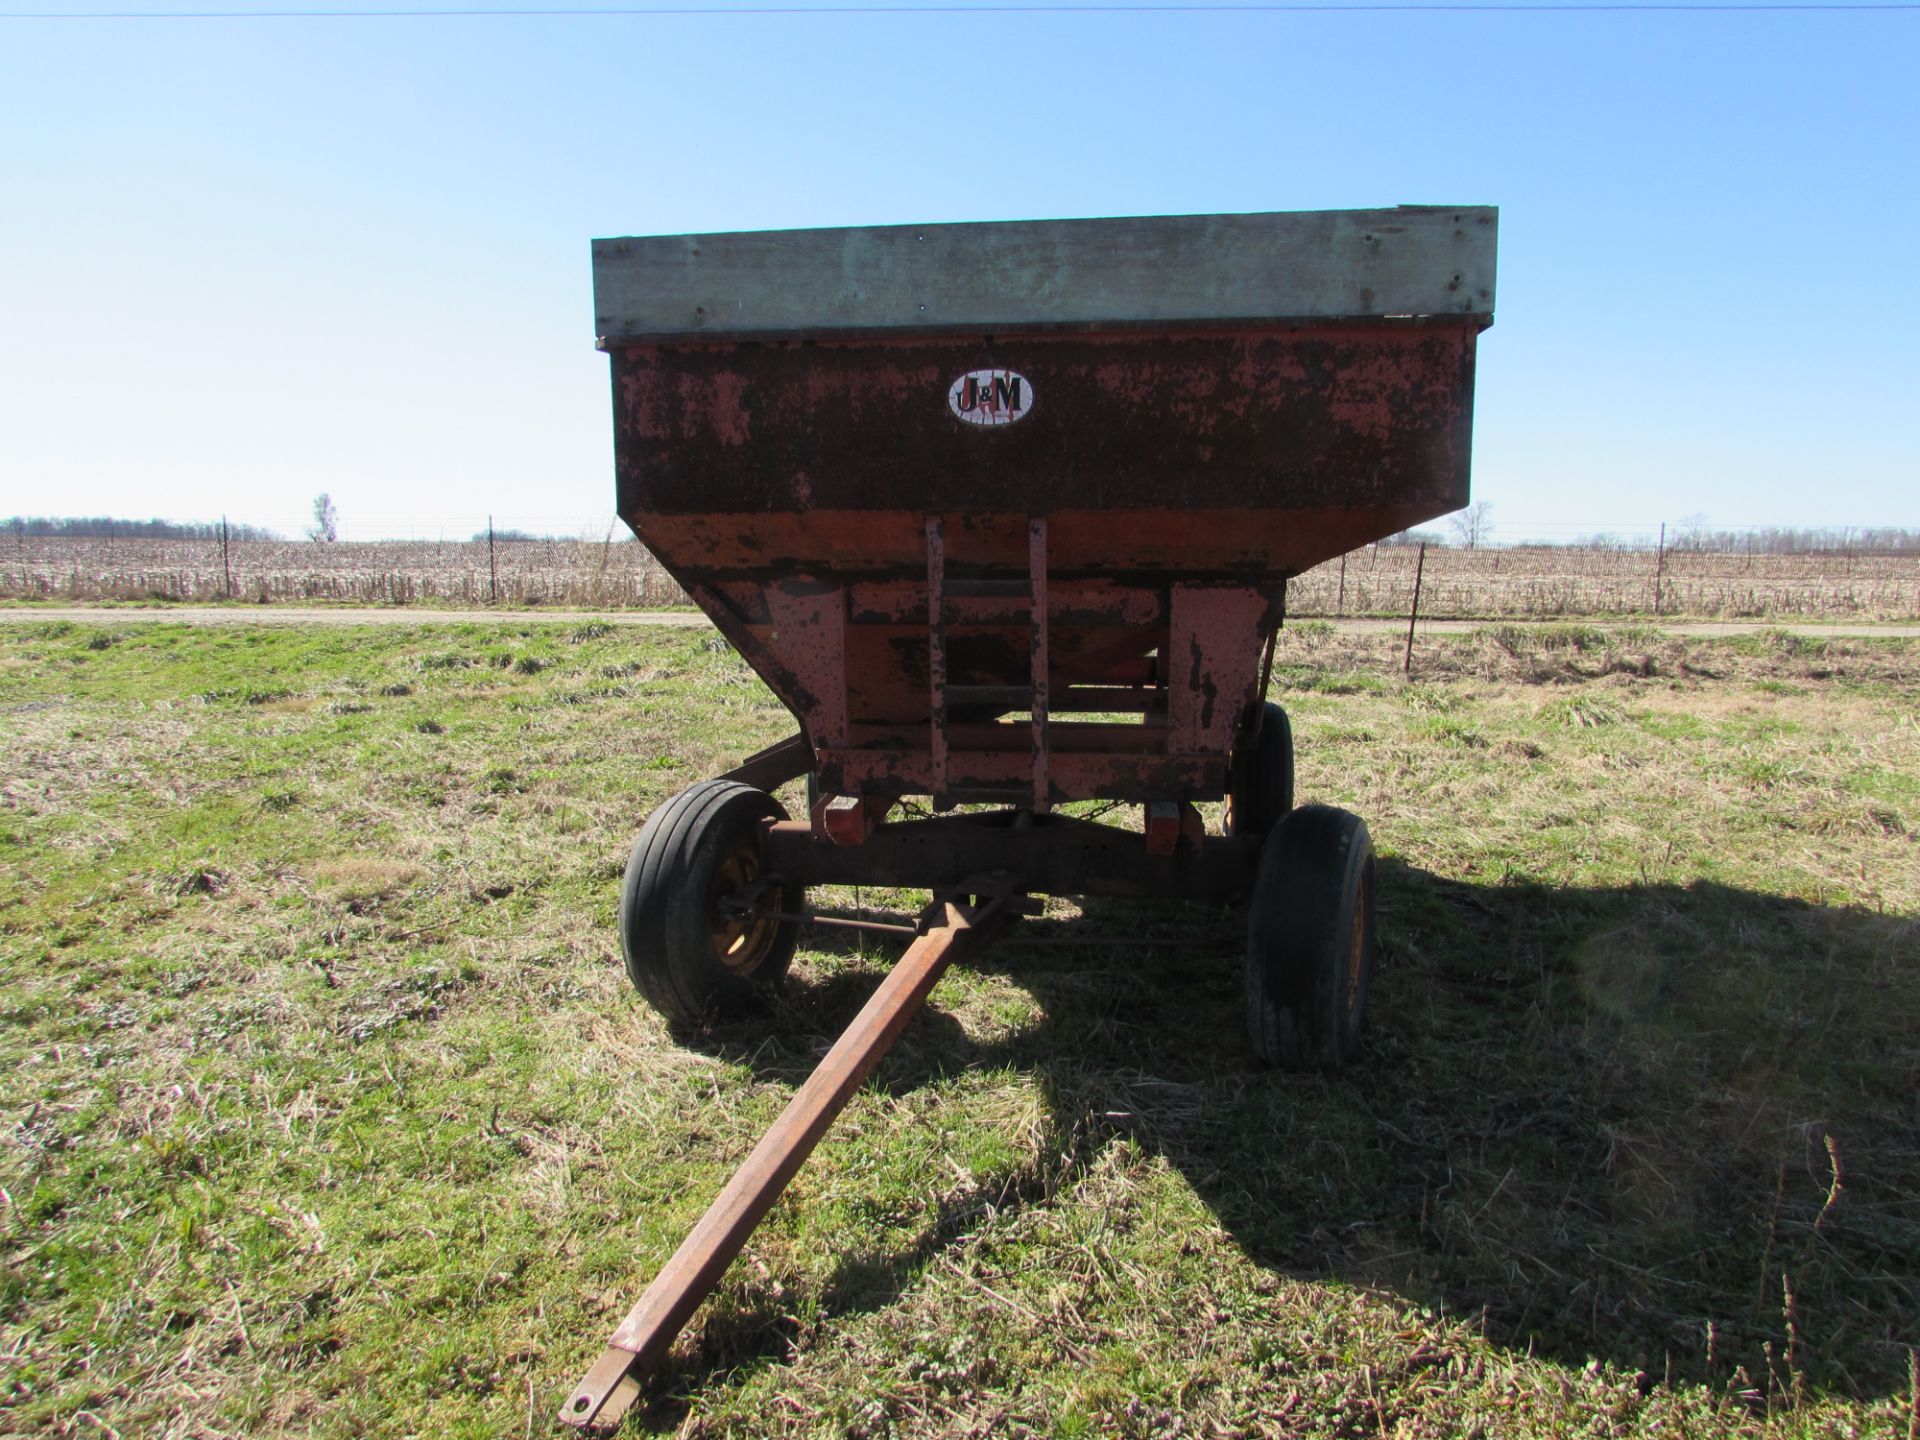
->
[706,371,753,447]
[605,318,1482,813]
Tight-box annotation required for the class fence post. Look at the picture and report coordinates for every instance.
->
[1336,551,1347,616]
[221,515,233,598]
[488,515,498,605]
[1404,541,1426,677]
[1653,522,1667,617]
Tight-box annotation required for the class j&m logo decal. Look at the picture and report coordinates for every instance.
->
[948,369,1034,427]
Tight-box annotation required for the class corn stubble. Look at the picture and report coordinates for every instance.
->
[5,537,1919,621]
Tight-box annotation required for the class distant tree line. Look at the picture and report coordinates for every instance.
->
[6,515,278,542]
[1379,518,1920,555]
[1577,526,1920,555]
[1664,525,1920,555]
[472,527,556,543]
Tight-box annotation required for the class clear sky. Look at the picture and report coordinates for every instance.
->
[2,1,1915,543]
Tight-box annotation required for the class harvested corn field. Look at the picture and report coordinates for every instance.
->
[0,535,685,609]
[1285,542,1920,621]
[4,536,1916,621]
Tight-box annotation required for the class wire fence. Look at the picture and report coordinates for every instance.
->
[0,533,684,608]
[1288,540,1920,621]
[3,530,1917,620]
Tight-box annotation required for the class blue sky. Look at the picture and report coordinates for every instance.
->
[2,1,1915,542]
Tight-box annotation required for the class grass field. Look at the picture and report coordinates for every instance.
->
[1,619,1916,1438]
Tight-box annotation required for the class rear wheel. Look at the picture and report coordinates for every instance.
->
[619,780,799,1026]
[1245,804,1375,1070]
[1227,702,1294,838]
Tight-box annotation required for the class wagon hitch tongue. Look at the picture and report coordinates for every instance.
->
[559,877,1025,1432]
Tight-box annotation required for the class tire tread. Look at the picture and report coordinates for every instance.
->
[1245,803,1374,1070]
[619,779,795,1026]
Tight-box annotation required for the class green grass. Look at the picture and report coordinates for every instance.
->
[2,620,1917,1437]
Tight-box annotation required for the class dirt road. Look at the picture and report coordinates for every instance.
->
[2,605,1916,638]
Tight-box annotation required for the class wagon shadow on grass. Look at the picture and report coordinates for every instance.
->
[666,859,1918,1412]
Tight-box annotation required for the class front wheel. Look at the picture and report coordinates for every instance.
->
[619,779,799,1027]
[1245,804,1375,1070]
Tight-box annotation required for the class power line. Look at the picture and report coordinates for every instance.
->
[5,2,1918,17]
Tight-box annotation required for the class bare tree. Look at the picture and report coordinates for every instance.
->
[1446,501,1494,550]
[307,493,339,543]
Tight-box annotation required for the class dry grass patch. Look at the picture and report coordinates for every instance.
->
[2,621,1917,1440]
[310,858,426,913]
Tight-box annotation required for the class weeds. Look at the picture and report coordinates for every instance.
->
[1540,694,1629,728]
[0,621,1915,1438]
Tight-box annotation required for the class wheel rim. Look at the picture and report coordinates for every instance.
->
[709,836,781,976]
[1346,864,1370,1017]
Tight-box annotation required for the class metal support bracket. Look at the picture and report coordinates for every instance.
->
[718,731,814,792]
[1144,800,1206,857]
[810,792,895,847]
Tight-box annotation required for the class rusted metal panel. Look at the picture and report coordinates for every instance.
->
[770,608,1164,731]
[1167,584,1273,753]
[612,326,1477,535]
[847,577,1163,628]
[685,579,1278,808]
[764,579,848,748]
[634,505,1444,582]
[592,208,1496,342]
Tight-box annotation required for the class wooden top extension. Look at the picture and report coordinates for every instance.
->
[592,206,1497,344]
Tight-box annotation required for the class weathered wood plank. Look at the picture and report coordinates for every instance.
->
[592,206,1496,342]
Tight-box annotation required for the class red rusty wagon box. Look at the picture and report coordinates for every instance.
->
[563,207,1496,1427]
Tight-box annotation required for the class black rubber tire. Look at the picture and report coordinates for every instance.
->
[1227,702,1295,838]
[1245,803,1375,1070]
[619,779,799,1026]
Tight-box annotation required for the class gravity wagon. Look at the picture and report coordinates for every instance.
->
[562,207,1497,1428]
